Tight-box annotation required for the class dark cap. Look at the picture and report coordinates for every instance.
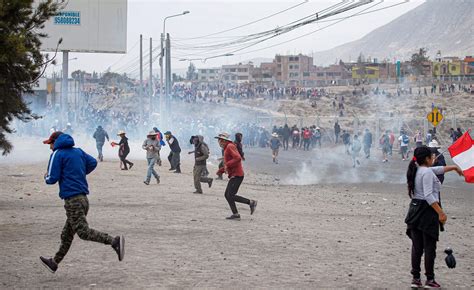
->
[43,131,63,144]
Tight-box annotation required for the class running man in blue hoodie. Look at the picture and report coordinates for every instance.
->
[39,132,125,273]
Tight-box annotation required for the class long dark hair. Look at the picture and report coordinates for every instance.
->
[407,146,432,198]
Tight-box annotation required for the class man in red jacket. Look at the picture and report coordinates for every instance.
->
[215,133,257,220]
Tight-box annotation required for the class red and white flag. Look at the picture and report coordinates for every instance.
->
[448,131,474,183]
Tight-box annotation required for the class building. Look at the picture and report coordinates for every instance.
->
[351,65,380,80]
[197,68,220,82]
[432,57,463,77]
[274,54,314,86]
[312,63,352,86]
[220,63,254,83]
[463,56,474,76]
[251,62,276,84]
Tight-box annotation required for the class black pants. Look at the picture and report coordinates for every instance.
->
[119,153,133,169]
[410,228,437,280]
[283,138,289,150]
[168,151,181,171]
[224,176,250,214]
[303,139,310,151]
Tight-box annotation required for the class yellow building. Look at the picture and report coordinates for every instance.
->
[352,66,380,79]
[432,58,463,77]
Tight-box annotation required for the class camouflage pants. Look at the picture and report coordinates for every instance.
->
[54,194,113,264]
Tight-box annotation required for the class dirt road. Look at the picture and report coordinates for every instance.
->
[0,145,473,288]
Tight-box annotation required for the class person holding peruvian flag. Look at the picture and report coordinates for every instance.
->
[405,145,463,288]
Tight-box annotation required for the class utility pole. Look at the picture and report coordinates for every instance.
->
[166,33,171,114]
[149,37,153,117]
[61,50,69,125]
[161,11,189,128]
[139,34,144,122]
[160,33,165,128]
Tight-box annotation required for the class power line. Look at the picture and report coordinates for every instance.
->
[230,0,403,57]
[107,39,140,70]
[176,0,408,61]
[169,1,358,59]
[171,1,371,60]
[172,0,310,41]
[171,1,350,50]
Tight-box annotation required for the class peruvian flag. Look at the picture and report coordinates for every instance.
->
[448,131,474,183]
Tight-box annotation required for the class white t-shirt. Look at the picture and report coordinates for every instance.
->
[398,135,409,147]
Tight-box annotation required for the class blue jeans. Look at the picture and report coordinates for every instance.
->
[96,142,104,158]
[146,157,159,182]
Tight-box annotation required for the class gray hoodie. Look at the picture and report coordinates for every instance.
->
[194,135,209,166]
[142,138,161,159]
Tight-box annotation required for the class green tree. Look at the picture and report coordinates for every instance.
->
[0,0,62,155]
[172,73,184,82]
[410,48,429,75]
[71,70,87,81]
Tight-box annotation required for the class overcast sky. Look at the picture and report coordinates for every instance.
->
[46,0,425,78]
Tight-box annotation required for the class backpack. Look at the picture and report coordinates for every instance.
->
[402,135,409,144]
[303,130,311,139]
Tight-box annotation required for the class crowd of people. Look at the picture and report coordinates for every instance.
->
[171,82,331,104]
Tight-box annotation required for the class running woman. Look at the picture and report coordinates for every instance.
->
[40,132,124,273]
[111,130,134,170]
[215,133,257,220]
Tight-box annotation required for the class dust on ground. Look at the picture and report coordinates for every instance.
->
[0,144,473,288]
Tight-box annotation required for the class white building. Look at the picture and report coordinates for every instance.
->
[220,63,254,83]
[197,68,220,82]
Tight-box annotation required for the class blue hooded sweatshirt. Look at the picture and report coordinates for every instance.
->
[44,134,97,199]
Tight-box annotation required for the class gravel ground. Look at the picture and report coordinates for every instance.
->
[0,143,473,288]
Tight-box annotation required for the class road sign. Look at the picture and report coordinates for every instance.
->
[427,108,443,127]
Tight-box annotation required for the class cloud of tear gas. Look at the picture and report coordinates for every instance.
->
[3,88,271,165]
[282,148,405,185]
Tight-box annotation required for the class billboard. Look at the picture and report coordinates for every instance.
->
[39,0,127,53]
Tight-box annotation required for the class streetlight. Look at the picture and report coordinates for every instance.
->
[178,53,234,63]
[160,11,190,128]
[204,53,234,62]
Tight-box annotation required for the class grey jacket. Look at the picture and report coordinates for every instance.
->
[194,135,209,166]
[142,138,161,159]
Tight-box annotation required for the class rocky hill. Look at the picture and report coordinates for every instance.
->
[314,0,474,64]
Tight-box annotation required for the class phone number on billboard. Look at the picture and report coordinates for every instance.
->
[54,16,80,25]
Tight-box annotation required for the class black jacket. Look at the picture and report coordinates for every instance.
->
[168,135,181,153]
[405,199,440,241]
[433,151,446,184]
[118,136,130,156]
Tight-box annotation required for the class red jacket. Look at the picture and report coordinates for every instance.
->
[221,141,244,177]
